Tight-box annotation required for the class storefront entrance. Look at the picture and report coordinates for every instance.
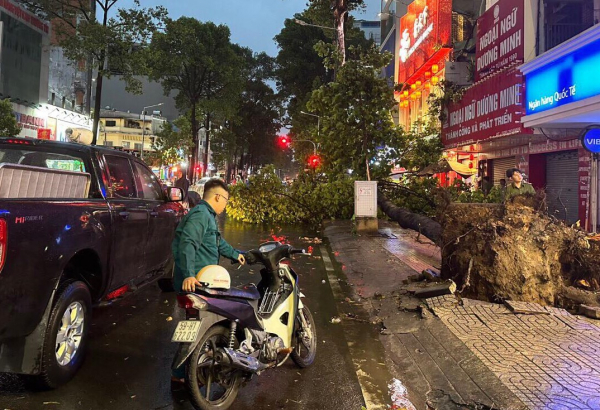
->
[545,151,579,224]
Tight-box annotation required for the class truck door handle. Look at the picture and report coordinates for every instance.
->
[150,211,159,217]
[119,211,130,219]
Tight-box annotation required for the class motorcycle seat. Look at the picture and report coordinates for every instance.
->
[197,283,260,300]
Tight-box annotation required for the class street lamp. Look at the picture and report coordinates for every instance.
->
[141,102,163,160]
[300,110,321,140]
[293,18,336,31]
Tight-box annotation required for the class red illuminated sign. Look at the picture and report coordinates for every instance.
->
[475,0,524,81]
[397,0,452,84]
[442,68,531,146]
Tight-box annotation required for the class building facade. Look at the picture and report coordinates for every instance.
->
[354,20,382,45]
[439,0,600,228]
[99,109,165,156]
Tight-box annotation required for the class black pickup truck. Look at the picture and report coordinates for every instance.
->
[0,137,184,388]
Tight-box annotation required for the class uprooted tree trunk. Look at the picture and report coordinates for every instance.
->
[378,186,600,309]
[377,190,442,243]
[441,194,600,309]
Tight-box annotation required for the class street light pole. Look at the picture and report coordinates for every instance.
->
[293,18,336,31]
[300,110,321,141]
[294,139,317,155]
[141,102,163,160]
[293,18,339,78]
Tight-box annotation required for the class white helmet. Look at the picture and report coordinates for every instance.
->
[196,265,231,289]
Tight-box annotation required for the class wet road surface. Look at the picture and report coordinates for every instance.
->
[0,220,390,410]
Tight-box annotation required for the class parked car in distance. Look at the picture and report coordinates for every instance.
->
[189,176,212,197]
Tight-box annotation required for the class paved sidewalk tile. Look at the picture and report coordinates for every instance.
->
[427,296,600,410]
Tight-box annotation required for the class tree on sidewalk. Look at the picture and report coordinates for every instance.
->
[308,45,442,181]
[0,100,22,137]
[148,18,244,180]
[18,0,167,145]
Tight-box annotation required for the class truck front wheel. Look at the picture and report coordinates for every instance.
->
[36,280,92,389]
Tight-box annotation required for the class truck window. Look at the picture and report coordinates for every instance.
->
[133,162,163,200]
[0,148,86,172]
[104,155,138,199]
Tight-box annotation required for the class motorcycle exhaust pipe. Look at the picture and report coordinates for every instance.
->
[218,348,267,373]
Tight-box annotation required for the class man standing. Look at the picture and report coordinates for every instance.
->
[504,168,535,200]
[170,179,245,384]
[174,170,190,203]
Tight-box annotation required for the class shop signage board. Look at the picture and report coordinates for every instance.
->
[525,36,600,115]
[582,128,600,154]
[397,0,452,84]
[442,67,529,146]
[475,0,524,81]
[13,103,47,139]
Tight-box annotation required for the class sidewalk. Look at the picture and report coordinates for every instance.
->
[324,220,600,410]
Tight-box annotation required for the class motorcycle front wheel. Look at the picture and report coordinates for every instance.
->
[292,305,317,368]
[186,325,242,410]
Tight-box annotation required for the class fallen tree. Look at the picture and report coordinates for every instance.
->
[377,190,442,243]
[378,186,600,309]
[440,194,600,309]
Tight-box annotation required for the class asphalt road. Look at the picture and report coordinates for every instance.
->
[0,220,389,410]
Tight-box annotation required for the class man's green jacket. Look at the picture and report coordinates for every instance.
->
[505,182,536,200]
[171,200,239,291]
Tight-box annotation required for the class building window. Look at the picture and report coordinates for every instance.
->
[134,143,142,151]
[122,141,130,149]
[544,0,594,52]
[105,120,117,127]
[452,13,469,44]
[103,141,113,147]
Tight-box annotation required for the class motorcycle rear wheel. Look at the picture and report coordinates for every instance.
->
[291,305,317,368]
[186,325,242,410]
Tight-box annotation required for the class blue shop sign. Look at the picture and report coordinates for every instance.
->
[582,128,600,154]
[526,35,600,115]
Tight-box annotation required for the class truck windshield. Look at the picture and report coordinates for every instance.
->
[0,147,86,172]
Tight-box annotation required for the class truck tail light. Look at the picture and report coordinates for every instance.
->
[0,219,6,271]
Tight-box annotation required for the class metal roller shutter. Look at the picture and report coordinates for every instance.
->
[546,150,579,224]
[492,157,515,186]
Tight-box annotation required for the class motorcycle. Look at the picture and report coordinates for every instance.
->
[171,241,317,410]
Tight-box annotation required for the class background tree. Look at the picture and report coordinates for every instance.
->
[0,100,22,137]
[275,4,371,169]
[148,18,244,180]
[308,45,442,180]
[307,0,365,65]
[18,0,167,145]
[148,118,193,168]
[211,51,283,182]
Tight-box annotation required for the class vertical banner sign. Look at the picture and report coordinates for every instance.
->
[475,0,524,81]
[579,148,591,229]
[397,0,452,84]
[442,68,529,145]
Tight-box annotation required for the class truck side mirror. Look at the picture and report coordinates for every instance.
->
[168,187,183,202]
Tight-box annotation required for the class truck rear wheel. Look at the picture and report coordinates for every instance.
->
[35,280,92,389]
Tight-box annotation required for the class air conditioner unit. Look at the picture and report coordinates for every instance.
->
[445,61,471,86]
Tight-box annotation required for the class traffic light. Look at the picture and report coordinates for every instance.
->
[277,135,291,149]
[308,154,321,169]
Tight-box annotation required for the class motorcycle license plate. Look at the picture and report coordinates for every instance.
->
[171,320,202,343]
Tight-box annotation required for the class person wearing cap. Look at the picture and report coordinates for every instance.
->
[504,168,535,200]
